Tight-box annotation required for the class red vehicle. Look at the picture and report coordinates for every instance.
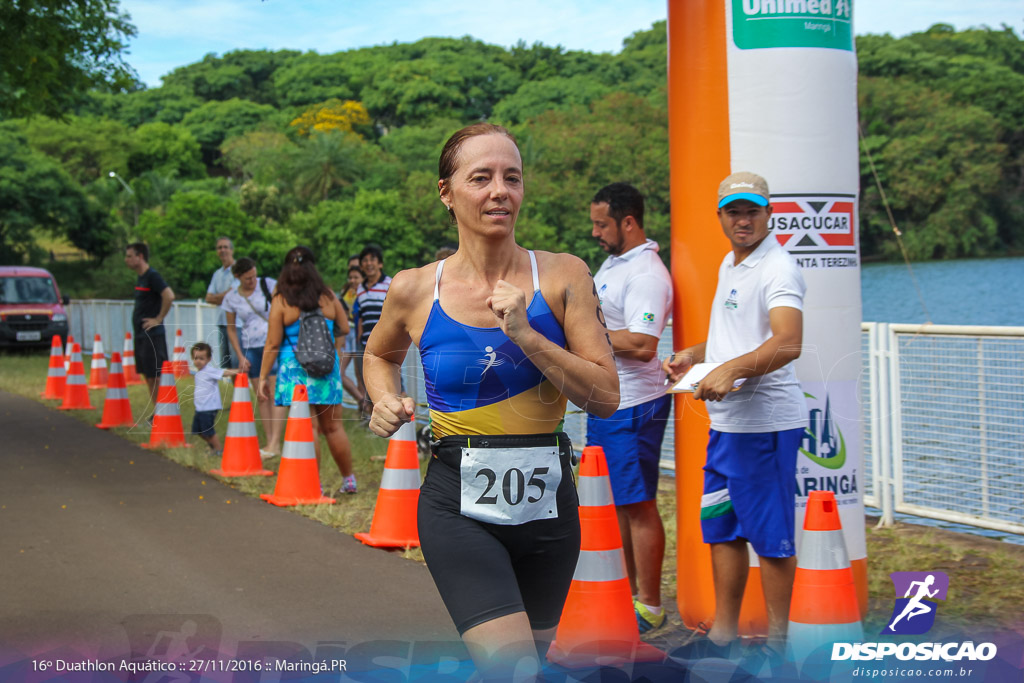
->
[0,266,70,348]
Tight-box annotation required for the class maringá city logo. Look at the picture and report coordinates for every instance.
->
[883,571,949,635]
[801,392,846,470]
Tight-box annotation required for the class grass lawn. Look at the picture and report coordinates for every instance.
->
[3,349,1022,646]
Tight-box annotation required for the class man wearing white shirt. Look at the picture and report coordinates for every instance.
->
[587,182,674,633]
[664,172,806,657]
[205,236,239,368]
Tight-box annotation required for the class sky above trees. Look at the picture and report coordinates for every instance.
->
[117,0,1024,86]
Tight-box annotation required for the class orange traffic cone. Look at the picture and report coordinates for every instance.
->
[63,334,75,372]
[355,420,421,548]
[142,361,190,449]
[96,352,134,429]
[59,343,93,410]
[87,333,108,389]
[122,332,143,386]
[172,329,188,378]
[261,385,335,506]
[787,491,863,662]
[548,446,664,668]
[40,335,66,399]
[211,374,273,477]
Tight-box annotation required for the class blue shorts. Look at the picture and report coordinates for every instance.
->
[191,409,218,438]
[243,346,278,379]
[586,394,671,505]
[700,428,803,558]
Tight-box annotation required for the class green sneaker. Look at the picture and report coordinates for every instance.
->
[634,599,665,634]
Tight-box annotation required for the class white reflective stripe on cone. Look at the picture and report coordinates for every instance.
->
[232,386,252,403]
[572,548,628,582]
[226,421,258,438]
[288,400,311,420]
[281,439,315,460]
[155,402,180,417]
[380,468,421,490]
[66,374,86,386]
[160,373,176,386]
[110,362,123,374]
[797,529,851,571]
[92,356,107,367]
[787,621,864,663]
[392,421,416,442]
[48,367,65,377]
[105,388,129,400]
[577,476,614,507]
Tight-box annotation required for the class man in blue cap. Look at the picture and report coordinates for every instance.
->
[663,171,807,657]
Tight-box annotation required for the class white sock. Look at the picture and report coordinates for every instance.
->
[638,601,663,616]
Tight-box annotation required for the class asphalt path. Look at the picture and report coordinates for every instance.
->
[0,390,463,679]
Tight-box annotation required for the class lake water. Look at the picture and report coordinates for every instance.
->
[861,256,1024,326]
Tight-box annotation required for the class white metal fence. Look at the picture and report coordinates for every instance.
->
[863,322,1024,535]
[68,301,1024,535]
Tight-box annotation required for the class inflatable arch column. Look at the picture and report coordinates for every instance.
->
[667,0,867,634]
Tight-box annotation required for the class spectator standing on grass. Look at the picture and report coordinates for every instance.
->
[221,257,287,457]
[663,171,806,659]
[189,342,241,454]
[259,246,356,496]
[125,242,175,420]
[352,243,391,419]
[205,237,239,369]
[586,182,674,634]
[338,264,366,407]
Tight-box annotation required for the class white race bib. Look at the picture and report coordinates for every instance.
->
[459,446,562,525]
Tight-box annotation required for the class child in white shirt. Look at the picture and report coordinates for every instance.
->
[190,342,240,452]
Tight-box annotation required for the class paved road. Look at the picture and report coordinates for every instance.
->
[0,390,462,678]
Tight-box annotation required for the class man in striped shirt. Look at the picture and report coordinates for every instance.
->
[353,244,391,418]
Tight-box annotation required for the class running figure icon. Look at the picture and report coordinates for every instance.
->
[888,574,940,631]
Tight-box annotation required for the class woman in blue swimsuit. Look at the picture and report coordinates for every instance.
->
[258,246,357,495]
[363,124,620,680]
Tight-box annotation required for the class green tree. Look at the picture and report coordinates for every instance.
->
[859,77,1005,259]
[515,92,670,267]
[0,0,137,119]
[180,98,277,167]
[288,131,367,203]
[164,49,300,105]
[17,115,134,183]
[0,126,115,261]
[128,122,204,179]
[135,191,296,297]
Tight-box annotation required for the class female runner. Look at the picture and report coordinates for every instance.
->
[363,123,619,680]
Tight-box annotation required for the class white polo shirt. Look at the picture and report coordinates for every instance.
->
[593,239,673,410]
[705,235,807,433]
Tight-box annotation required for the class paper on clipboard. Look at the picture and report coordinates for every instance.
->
[666,362,746,394]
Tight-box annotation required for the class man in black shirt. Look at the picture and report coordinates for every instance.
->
[125,242,175,418]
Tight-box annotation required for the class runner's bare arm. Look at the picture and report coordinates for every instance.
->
[607,329,660,363]
[364,269,423,436]
[491,254,619,418]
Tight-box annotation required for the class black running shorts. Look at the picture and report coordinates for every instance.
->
[134,331,168,378]
[418,433,581,635]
